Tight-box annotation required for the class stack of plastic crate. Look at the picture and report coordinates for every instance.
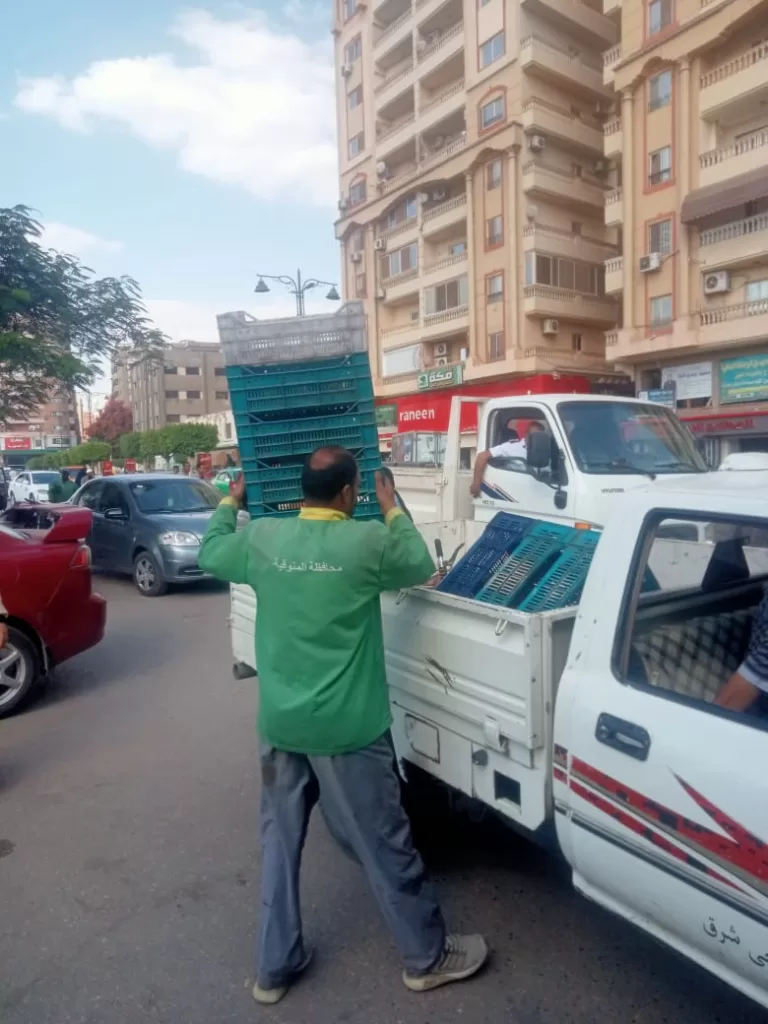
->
[217,302,380,520]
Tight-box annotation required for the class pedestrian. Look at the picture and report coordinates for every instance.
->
[49,469,77,504]
[199,448,488,1005]
[75,462,90,487]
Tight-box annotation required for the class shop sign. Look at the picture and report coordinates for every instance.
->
[720,354,768,404]
[660,362,712,403]
[3,436,32,450]
[375,404,397,429]
[102,460,114,476]
[417,365,463,391]
[686,412,768,437]
[124,458,137,472]
[638,389,676,408]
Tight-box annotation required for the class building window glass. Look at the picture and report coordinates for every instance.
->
[385,242,418,278]
[648,0,672,35]
[386,196,417,229]
[215,391,228,400]
[486,215,503,247]
[165,390,179,399]
[186,390,202,400]
[344,36,362,63]
[165,366,177,374]
[348,132,364,159]
[166,414,181,423]
[481,95,505,130]
[185,366,200,375]
[746,279,768,302]
[571,333,583,352]
[650,294,673,326]
[648,219,672,254]
[480,31,505,69]
[350,228,365,252]
[450,241,467,256]
[355,272,366,298]
[343,0,357,21]
[648,70,672,111]
[648,145,672,186]
[424,275,468,314]
[486,159,502,190]
[349,179,366,205]
[487,273,503,303]
[348,85,363,109]
[489,332,504,360]
[525,253,605,295]
[214,367,226,376]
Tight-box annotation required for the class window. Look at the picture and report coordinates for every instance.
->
[649,70,672,110]
[355,272,366,298]
[348,132,364,159]
[648,0,672,35]
[350,228,365,252]
[165,390,179,399]
[486,159,502,190]
[424,275,468,314]
[386,196,417,228]
[186,390,202,400]
[165,366,177,375]
[343,0,356,21]
[450,241,467,256]
[525,253,604,296]
[166,414,181,423]
[489,332,504,360]
[571,333,583,352]
[76,481,104,511]
[648,146,672,185]
[215,390,228,400]
[486,215,503,247]
[185,366,200,376]
[348,85,363,110]
[100,483,129,517]
[349,179,366,205]
[480,31,505,68]
[344,35,362,63]
[650,294,673,326]
[130,478,220,513]
[214,367,226,376]
[487,273,503,303]
[225,423,233,440]
[385,242,418,278]
[746,279,768,302]
[481,95,505,130]
[648,218,672,255]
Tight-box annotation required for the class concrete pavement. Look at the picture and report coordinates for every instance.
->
[0,576,763,1023]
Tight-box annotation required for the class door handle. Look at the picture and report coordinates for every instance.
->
[595,713,651,762]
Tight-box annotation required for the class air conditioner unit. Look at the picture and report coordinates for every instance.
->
[433,136,445,150]
[704,270,731,295]
[341,64,353,77]
[417,192,431,203]
[436,356,449,366]
[639,252,661,273]
[526,205,539,221]
[338,197,349,211]
[434,342,448,357]
[374,238,387,251]
[376,160,388,178]
[542,318,559,335]
[377,287,387,300]
[350,251,362,263]
[432,188,447,201]
[528,135,546,152]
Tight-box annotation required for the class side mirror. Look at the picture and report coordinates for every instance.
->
[104,507,127,521]
[526,431,551,470]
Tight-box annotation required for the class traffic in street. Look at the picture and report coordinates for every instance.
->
[0,574,763,1024]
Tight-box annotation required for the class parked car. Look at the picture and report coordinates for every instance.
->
[8,470,59,505]
[0,505,107,716]
[71,473,235,596]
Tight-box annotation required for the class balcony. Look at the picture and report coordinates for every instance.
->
[421,304,469,342]
[523,284,618,325]
[521,36,607,98]
[420,251,468,289]
[522,161,607,211]
[422,193,467,237]
[605,329,619,348]
[374,8,413,54]
[376,113,417,158]
[698,299,768,349]
[604,256,623,294]
[521,0,618,49]
[523,223,618,265]
[603,44,620,87]
[417,23,464,76]
[420,134,467,170]
[604,187,623,226]
[699,42,768,121]
[380,266,420,301]
[603,118,622,158]
[379,214,418,244]
[522,99,602,154]
[418,81,465,135]
[699,213,768,270]
[603,0,620,14]
[380,318,422,349]
[520,346,609,371]
[374,58,415,108]
[699,129,768,188]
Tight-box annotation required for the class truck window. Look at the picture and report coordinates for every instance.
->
[487,407,553,475]
[616,513,768,729]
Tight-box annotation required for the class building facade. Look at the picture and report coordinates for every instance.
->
[602,0,768,464]
[333,0,627,415]
[113,342,230,433]
[0,388,79,468]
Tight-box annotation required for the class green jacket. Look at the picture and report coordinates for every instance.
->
[49,479,77,503]
[199,502,435,755]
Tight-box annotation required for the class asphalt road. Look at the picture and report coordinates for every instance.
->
[0,576,764,1024]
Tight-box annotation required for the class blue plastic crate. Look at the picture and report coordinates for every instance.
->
[475,521,573,608]
[437,512,533,598]
[518,531,600,613]
[227,355,373,418]
[236,412,379,462]
[244,465,378,509]
[245,451,381,488]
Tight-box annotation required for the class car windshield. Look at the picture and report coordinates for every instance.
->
[129,478,221,514]
[30,472,59,484]
[558,401,707,476]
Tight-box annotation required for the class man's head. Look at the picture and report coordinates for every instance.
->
[61,469,70,482]
[173,466,180,474]
[527,421,545,438]
[499,418,520,444]
[302,446,360,517]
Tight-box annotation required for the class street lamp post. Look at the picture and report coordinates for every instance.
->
[254,270,340,317]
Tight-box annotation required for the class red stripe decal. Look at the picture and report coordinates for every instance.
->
[553,766,567,783]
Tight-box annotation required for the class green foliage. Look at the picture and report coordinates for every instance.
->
[67,441,111,465]
[26,455,47,470]
[137,423,218,463]
[119,431,143,460]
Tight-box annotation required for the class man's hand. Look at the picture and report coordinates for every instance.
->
[375,471,397,516]
[470,482,482,499]
[228,471,247,507]
[0,623,7,649]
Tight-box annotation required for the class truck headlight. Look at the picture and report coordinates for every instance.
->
[159,531,200,547]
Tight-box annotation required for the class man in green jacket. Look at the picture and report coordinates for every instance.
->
[49,469,77,503]
[199,447,488,1005]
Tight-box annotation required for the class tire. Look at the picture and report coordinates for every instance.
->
[133,551,168,597]
[0,626,41,718]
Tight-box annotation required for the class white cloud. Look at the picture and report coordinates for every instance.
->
[39,221,122,257]
[16,8,337,207]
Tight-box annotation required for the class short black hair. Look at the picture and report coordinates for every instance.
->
[61,470,70,480]
[302,446,359,502]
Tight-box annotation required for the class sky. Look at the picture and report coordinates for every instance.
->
[0,0,341,396]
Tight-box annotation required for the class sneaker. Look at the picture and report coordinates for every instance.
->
[402,934,489,992]
[252,947,314,1006]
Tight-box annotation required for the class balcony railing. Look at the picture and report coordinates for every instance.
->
[381,266,419,288]
[377,112,416,144]
[700,129,768,170]
[523,97,603,132]
[524,346,606,366]
[420,136,467,169]
[524,221,615,250]
[603,44,621,66]
[699,213,768,247]
[374,58,414,95]
[603,118,621,137]
[417,22,463,64]
[379,214,418,240]
[604,256,623,273]
[423,251,467,274]
[379,139,466,194]
[605,330,619,346]
[423,304,468,327]
[380,321,419,339]
[420,80,464,117]
[699,299,768,327]
[375,7,413,48]
[522,35,602,72]
[423,194,467,222]
[605,186,623,205]
[700,42,768,89]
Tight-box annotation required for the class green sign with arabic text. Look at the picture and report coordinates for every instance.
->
[375,404,398,429]
[720,354,768,404]
[417,364,463,391]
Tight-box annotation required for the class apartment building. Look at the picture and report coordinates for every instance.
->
[333,0,626,432]
[113,342,230,433]
[602,0,768,464]
[0,388,79,468]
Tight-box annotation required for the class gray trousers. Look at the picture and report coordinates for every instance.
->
[257,732,446,988]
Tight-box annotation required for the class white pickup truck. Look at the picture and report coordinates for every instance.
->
[230,471,768,1010]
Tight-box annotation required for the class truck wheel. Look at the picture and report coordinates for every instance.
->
[0,627,41,718]
[133,551,168,597]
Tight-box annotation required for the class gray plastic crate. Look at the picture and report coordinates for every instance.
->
[217,301,367,367]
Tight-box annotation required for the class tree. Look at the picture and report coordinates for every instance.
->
[87,397,133,445]
[67,441,111,465]
[162,423,219,462]
[0,205,166,426]
[119,432,143,460]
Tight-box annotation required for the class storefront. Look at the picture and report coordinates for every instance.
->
[680,410,768,467]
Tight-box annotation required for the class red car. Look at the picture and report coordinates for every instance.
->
[0,505,107,717]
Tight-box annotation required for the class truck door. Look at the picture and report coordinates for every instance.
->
[554,505,768,1009]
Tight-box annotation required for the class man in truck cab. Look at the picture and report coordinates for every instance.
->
[470,420,546,498]
[199,447,489,1005]
[716,590,768,716]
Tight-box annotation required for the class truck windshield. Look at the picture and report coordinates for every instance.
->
[558,401,707,476]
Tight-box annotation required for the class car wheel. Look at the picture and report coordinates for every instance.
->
[133,551,168,597]
[0,627,41,718]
